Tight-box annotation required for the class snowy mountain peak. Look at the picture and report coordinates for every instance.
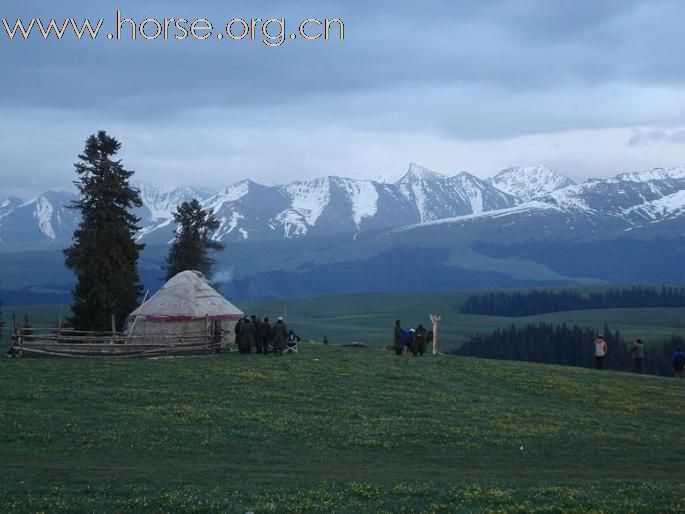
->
[218,180,253,199]
[134,182,216,222]
[452,171,483,183]
[490,165,575,201]
[0,190,79,242]
[397,163,445,184]
[374,172,396,184]
[615,166,685,183]
[279,177,332,228]
[0,197,23,217]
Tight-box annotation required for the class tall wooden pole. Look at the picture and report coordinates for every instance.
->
[9,314,17,357]
[56,304,64,343]
[430,314,441,355]
[127,290,149,338]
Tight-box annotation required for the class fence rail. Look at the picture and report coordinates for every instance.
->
[6,325,229,359]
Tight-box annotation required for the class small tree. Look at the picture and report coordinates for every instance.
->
[64,131,144,331]
[164,199,224,281]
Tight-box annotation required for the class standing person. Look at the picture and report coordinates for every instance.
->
[258,317,272,355]
[409,328,418,356]
[414,324,427,356]
[672,347,685,378]
[631,339,645,374]
[401,327,412,355]
[594,334,608,370]
[234,318,244,352]
[393,320,403,356]
[272,317,288,356]
[251,315,261,353]
[240,317,256,354]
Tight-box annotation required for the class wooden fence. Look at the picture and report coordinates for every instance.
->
[6,325,228,359]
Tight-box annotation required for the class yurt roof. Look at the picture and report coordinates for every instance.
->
[128,270,244,322]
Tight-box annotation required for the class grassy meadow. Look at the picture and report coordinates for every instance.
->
[1,344,684,512]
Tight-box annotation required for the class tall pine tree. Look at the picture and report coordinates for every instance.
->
[64,131,144,331]
[165,199,223,281]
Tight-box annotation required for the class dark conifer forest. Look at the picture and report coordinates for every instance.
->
[460,286,685,317]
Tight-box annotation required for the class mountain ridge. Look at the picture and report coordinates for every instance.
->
[1,164,683,247]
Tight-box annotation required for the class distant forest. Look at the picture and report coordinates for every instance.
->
[460,286,685,317]
[451,323,683,377]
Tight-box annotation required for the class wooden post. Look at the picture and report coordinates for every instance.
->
[162,318,168,356]
[126,290,149,339]
[8,314,18,357]
[56,304,64,344]
[429,314,441,355]
[12,315,23,358]
[211,320,221,354]
[205,315,210,354]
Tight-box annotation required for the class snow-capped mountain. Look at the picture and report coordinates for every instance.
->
[0,197,22,218]
[1,165,684,247]
[0,191,79,244]
[489,165,575,201]
[134,183,215,225]
[395,164,516,223]
[0,185,212,246]
[400,166,685,240]
[138,164,517,242]
[541,166,685,223]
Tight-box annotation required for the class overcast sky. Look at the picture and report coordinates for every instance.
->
[1,0,684,197]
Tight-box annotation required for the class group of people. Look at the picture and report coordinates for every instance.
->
[386,325,685,377]
[234,316,300,356]
[393,320,434,356]
[592,335,685,377]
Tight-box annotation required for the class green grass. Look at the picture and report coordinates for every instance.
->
[1,345,684,512]
[5,291,685,349]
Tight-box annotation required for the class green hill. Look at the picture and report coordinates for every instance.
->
[1,345,683,512]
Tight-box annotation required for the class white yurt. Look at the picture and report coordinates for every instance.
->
[125,270,244,343]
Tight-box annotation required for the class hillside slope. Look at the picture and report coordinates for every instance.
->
[0,345,683,512]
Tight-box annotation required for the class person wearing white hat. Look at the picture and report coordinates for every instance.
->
[272,317,288,355]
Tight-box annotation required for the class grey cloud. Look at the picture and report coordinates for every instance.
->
[3,0,685,116]
[668,130,685,143]
[628,128,685,146]
[1,0,685,196]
